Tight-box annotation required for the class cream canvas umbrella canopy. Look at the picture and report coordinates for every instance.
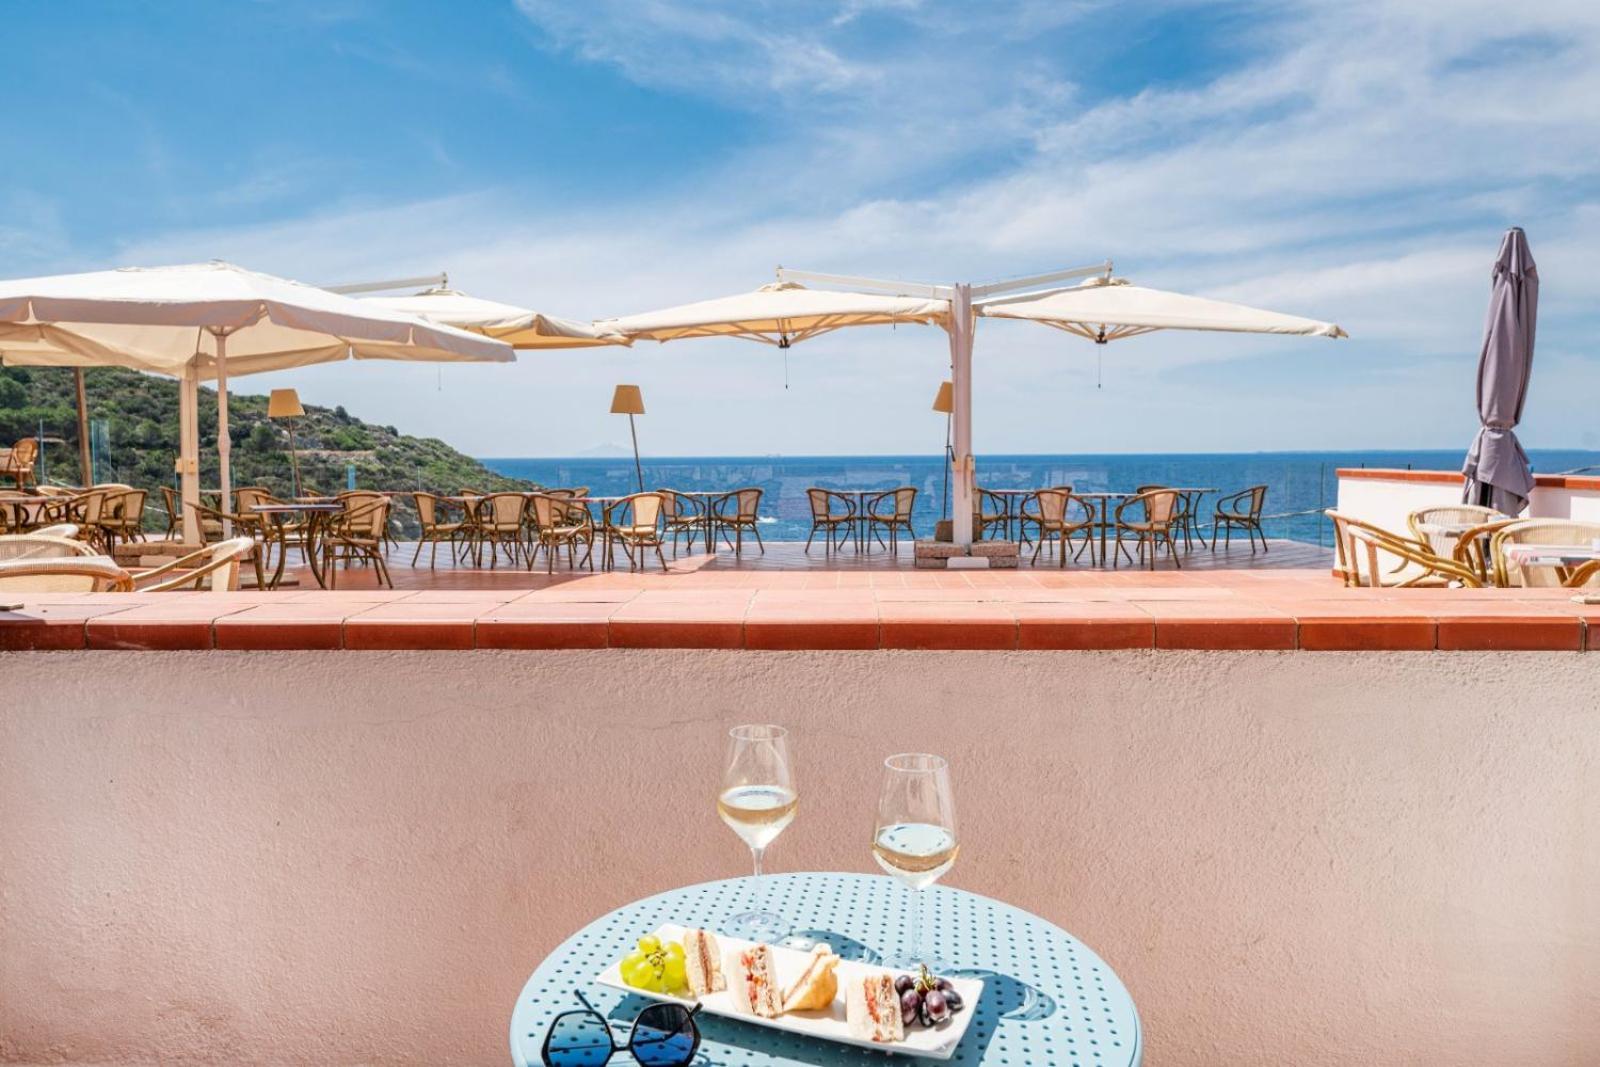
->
[0,261,512,542]
[975,275,1347,340]
[362,287,629,348]
[597,281,949,345]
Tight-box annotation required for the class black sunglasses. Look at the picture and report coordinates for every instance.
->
[541,991,702,1067]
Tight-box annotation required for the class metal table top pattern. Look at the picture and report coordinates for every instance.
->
[510,872,1140,1067]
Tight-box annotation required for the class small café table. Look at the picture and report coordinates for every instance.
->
[1073,491,1133,567]
[248,501,345,589]
[983,488,1039,543]
[509,872,1141,1066]
[573,496,629,569]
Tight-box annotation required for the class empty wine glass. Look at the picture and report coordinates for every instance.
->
[718,724,796,942]
[873,753,957,970]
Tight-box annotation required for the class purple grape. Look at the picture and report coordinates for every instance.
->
[934,977,953,992]
[942,989,964,1013]
[894,974,915,995]
[924,990,951,1024]
[900,988,921,1027]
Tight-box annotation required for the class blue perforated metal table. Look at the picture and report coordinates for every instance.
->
[510,872,1141,1066]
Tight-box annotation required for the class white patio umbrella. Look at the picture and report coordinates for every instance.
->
[0,262,512,542]
[974,275,1347,340]
[597,281,949,345]
[362,287,629,348]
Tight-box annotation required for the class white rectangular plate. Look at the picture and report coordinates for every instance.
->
[594,924,983,1060]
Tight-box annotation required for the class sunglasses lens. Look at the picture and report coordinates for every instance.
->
[630,1004,697,1067]
[544,1011,612,1067]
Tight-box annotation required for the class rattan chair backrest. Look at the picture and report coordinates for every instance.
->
[0,533,97,562]
[1492,519,1600,588]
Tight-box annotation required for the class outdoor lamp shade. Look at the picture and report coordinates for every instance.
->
[932,381,954,414]
[610,384,645,415]
[267,388,304,419]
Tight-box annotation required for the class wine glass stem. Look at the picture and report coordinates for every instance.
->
[750,845,765,913]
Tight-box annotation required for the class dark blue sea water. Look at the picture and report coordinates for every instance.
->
[481,450,1600,546]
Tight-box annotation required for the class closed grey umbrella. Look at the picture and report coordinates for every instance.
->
[1462,227,1538,515]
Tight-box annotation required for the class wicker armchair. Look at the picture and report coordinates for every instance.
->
[132,536,258,593]
[973,489,1008,540]
[412,492,466,567]
[1491,519,1600,588]
[1342,525,1483,589]
[322,496,392,588]
[604,492,668,572]
[527,493,593,573]
[0,556,132,593]
[1028,489,1095,567]
[710,488,765,556]
[1406,505,1506,556]
[1212,486,1268,553]
[865,487,917,552]
[455,489,488,564]
[1019,484,1074,546]
[659,490,706,556]
[99,487,148,548]
[1324,510,1480,588]
[1,437,39,490]
[804,489,857,554]
[473,492,529,567]
[1114,489,1183,570]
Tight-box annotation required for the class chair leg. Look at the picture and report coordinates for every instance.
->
[752,524,764,553]
[656,543,667,571]
[805,524,817,553]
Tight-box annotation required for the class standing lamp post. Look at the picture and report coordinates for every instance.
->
[610,384,646,493]
[932,380,954,524]
[267,388,305,499]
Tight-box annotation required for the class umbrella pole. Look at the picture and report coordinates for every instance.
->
[214,330,233,538]
[178,366,201,544]
[74,368,92,485]
[628,412,644,493]
[948,283,975,547]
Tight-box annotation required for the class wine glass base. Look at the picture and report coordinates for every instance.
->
[722,909,791,943]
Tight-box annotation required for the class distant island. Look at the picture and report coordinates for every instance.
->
[0,365,536,535]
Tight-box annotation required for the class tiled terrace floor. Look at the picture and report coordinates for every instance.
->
[5,538,1598,652]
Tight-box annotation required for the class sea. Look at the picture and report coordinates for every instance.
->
[481,450,1600,547]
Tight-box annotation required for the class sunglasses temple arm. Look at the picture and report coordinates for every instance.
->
[574,990,599,1015]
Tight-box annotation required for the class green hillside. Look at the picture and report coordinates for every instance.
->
[0,365,536,535]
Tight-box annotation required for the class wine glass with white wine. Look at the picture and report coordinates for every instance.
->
[718,724,797,942]
[873,752,958,970]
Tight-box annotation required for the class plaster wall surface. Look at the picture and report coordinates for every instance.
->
[2,650,1597,1066]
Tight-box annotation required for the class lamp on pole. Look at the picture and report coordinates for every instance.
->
[932,380,954,524]
[267,388,305,499]
[610,384,646,493]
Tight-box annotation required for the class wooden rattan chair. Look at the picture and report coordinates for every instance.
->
[1114,489,1183,570]
[659,489,706,556]
[1406,505,1506,557]
[132,536,258,593]
[0,556,132,593]
[1212,485,1268,553]
[472,492,529,567]
[973,489,1008,541]
[1,437,39,490]
[527,493,594,573]
[320,496,392,588]
[411,492,467,567]
[604,492,668,572]
[1324,510,1480,588]
[99,487,148,548]
[1491,519,1600,588]
[1018,484,1074,547]
[710,488,765,556]
[1028,489,1095,567]
[804,489,857,554]
[865,487,917,552]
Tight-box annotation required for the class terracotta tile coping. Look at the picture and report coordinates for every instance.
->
[1,584,1594,652]
[1338,467,1600,491]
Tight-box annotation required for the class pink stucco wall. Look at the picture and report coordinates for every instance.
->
[2,649,1598,1065]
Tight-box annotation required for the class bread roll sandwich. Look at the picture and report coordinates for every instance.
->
[781,943,840,1012]
[846,971,904,1043]
[682,929,725,996]
[729,944,782,1018]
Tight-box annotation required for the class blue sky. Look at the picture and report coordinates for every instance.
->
[4,0,1598,456]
